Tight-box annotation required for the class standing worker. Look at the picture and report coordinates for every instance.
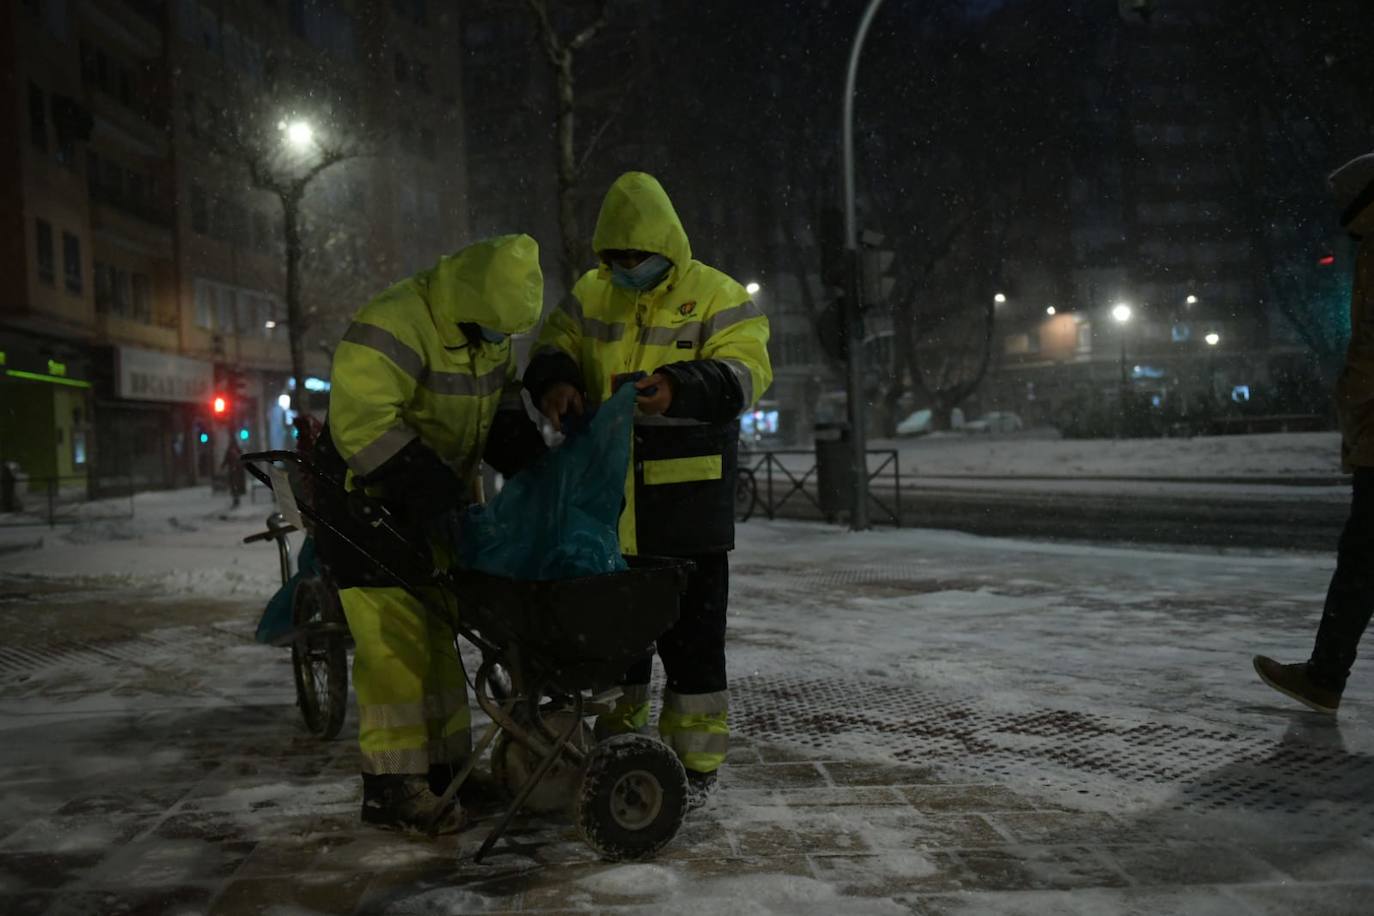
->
[524,172,772,806]
[316,234,547,831]
[1255,151,1374,714]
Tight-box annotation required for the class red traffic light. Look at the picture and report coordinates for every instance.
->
[212,394,229,416]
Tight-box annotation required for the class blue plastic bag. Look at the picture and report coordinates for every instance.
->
[255,537,320,645]
[460,385,636,580]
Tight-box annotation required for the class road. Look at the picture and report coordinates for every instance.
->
[741,473,1351,550]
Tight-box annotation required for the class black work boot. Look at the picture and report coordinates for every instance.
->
[685,770,719,811]
[1253,656,1342,715]
[361,773,466,834]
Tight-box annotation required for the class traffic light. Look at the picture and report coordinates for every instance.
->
[211,393,230,419]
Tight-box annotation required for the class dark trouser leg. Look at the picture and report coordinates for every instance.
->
[1308,467,1374,692]
[656,553,730,774]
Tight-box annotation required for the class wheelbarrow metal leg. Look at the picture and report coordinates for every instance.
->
[473,694,584,864]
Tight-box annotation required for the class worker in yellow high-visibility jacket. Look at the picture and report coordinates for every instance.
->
[315,234,546,832]
[524,172,772,807]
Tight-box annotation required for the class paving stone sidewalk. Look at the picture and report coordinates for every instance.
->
[2,525,1373,914]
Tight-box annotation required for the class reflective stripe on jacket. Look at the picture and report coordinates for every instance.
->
[328,234,542,491]
[528,173,772,555]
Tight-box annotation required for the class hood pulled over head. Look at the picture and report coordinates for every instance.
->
[591,172,692,270]
[425,233,543,334]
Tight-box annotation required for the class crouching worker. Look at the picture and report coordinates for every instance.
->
[314,234,547,832]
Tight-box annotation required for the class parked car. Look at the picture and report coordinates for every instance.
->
[895,408,965,437]
[964,411,1024,434]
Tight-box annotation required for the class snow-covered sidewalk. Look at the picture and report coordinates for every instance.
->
[1,513,1371,914]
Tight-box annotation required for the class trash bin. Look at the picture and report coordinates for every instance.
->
[813,422,853,520]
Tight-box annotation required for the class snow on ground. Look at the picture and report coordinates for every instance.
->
[0,486,299,599]
[839,429,1344,479]
[1,468,1371,913]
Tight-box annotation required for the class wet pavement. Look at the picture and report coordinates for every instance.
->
[1,521,1372,914]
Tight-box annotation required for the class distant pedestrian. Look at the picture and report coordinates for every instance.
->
[1255,150,1374,714]
[222,440,247,509]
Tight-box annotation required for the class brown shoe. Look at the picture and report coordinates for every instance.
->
[1253,656,1341,715]
[361,774,467,834]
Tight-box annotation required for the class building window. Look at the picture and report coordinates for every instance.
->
[36,219,55,285]
[253,210,271,254]
[28,83,46,151]
[132,273,152,322]
[288,0,306,38]
[190,181,208,234]
[94,261,112,312]
[194,279,215,329]
[62,231,83,294]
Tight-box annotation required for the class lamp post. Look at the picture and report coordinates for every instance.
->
[1112,303,1133,433]
[1204,331,1220,404]
[839,0,887,531]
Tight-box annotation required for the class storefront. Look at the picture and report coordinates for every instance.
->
[0,332,94,500]
[89,345,215,492]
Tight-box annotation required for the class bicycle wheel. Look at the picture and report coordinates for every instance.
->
[291,576,349,740]
[734,468,757,522]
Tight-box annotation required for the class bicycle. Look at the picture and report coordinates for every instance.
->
[245,511,351,740]
[734,466,757,522]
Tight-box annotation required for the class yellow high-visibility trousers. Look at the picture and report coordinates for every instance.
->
[339,586,470,774]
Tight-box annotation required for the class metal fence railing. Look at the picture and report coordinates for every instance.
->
[0,475,137,528]
[741,448,903,526]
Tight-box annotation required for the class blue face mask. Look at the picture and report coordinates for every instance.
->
[611,254,672,291]
[478,326,506,344]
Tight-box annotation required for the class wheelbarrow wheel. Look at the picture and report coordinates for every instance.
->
[491,712,593,813]
[291,576,348,740]
[575,734,687,861]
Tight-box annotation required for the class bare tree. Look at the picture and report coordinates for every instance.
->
[217,125,363,414]
[526,0,636,291]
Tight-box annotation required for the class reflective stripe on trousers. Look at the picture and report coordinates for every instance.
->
[340,585,471,774]
[659,688,728,775]
[593,683,651,737]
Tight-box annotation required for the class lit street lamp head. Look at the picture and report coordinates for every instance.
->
[746,281,761,295]
[1046,306,1056,316]
[1186,294,1199,305]
[994,292,1007,304]
[283,120,315,151]
[1112,302,1133,323]
[1205,332,1220,346]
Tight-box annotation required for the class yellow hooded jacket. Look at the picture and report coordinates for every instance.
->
[328,233,544,497]
[526,173,772,555]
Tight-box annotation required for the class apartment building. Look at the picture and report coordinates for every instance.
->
[1,0,468,496]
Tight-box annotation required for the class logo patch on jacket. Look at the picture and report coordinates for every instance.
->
[676,340,693,349]
[677,300,697,317]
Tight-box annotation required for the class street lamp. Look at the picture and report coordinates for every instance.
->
[745,281,761,295]
[1046,306,1056,316]
[1186,294,1199,306]
[994,292,1007,304]
[281,119,315,151]
[1112,303,1134,435]
[1204,332,1220,403]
